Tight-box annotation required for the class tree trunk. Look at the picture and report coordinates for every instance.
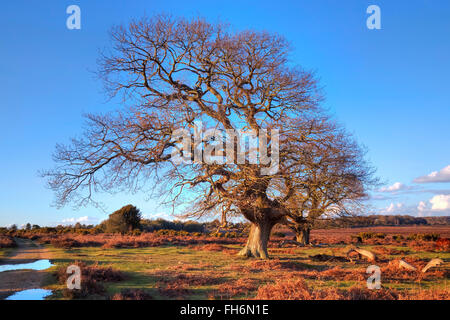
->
[238,222,274,259]
[295,225,310,245]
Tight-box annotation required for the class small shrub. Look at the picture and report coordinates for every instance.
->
[209,231,239,238]
[111,289,153,300]
[131,229,142,236]
[0,235,16,248]
[436,238,450,251]
[55,262,124,299]
[155,229,190,236]
[406,233,440,241]
[357,232,386,241]
[50,238,81,249]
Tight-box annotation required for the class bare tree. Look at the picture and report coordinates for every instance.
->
[41,15,360,259]
[275,119,376,245]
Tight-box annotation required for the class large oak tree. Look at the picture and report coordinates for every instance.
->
[43,15,370,259]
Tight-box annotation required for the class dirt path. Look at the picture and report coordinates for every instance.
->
[0,238,53,300]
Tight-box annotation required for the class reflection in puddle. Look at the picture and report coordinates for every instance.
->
[6,289,52,300]
[0,259,53,272]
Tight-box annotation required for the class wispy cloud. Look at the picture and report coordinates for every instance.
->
[414,165,450,183]
[370,194,393,201]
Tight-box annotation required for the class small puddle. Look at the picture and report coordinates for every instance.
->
[0,259,53,272]
[5,289,52,300]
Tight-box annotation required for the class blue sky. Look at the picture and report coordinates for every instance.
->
[1,0,450,226]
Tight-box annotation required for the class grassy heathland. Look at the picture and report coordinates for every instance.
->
[1,226,449,300]
[40,241,449,300]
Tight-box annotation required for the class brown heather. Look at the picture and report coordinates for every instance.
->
[255,278,449,300]
[111,289,153,300]
[55,261,124,299]
[0,235,16,248]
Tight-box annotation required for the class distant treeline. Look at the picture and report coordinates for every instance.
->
[312,215,450,229]
[2,215,449,235]
[0,218,247,235]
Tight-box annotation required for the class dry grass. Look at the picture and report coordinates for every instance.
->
[255,278,449,300]
[111,289,153,300]
[213,278,259,299]
[248,259,309,272]
[8,225,447,300]
[195,244,238,255]
[317,266,366,281]
[382,259,448,282]
[154,271,223,298]
[311,226,450,245]
[167,262,214,272]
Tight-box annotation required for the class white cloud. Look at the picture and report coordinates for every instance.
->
[429,195,450,211]
[414,195,450,217]
[61,216,99,225]
[375,193,450,217]
[378,182,415,193]
[383,202,404,213]
[414,165,450,183]
[142,212,177,221]
[379,182,403,192]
